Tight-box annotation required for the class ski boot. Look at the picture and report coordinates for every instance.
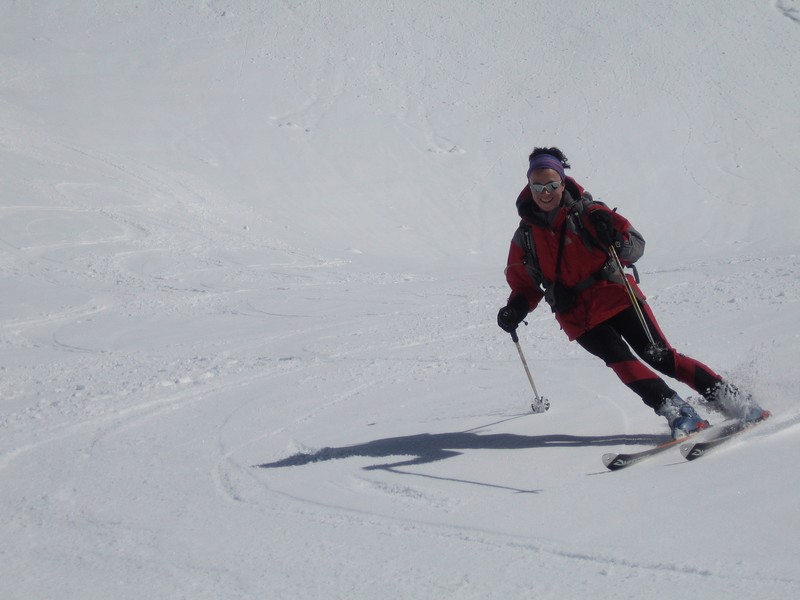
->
[657,394,710,440]
[702,381,769,423]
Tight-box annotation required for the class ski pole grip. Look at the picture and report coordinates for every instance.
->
[511,330,519,343]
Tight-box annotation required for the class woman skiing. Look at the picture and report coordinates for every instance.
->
[497,146,767,438]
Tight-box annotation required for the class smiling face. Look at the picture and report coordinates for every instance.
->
[528,168,564,211]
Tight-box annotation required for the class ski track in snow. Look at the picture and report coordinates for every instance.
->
[776,0,800,24]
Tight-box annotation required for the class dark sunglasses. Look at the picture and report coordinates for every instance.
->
[530,181,562,193]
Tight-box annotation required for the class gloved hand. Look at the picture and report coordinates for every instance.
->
[497,295,528,333]
[588,209,623,250]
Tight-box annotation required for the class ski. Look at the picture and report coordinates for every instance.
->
[602,431,701,471]
[680,413,770,461]
[603,412,771,470]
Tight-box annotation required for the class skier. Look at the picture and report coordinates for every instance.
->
[497,147,768,438]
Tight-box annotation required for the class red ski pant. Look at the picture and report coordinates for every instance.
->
[576,301,722,411]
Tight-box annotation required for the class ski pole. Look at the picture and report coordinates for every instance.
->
[511,330,550,413]
[608,244,663,357]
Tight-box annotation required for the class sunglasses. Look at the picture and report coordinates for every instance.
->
[530,181,562,193]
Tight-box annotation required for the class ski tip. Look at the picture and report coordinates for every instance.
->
[601,453,618,468]
[602,453,638,470]
[679,443,698,459]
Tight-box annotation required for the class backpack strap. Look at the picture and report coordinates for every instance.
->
[518,209,626,298]
[553,217,569,283]
[519,224,548,293]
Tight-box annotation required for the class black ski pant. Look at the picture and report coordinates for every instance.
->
[575,301,722,411]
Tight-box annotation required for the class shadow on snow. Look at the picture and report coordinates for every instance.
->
[256,430,666,471]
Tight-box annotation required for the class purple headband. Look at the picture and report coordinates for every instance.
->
[527,154,566,181]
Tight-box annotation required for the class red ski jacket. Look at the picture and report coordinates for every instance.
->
[504,177,646,340]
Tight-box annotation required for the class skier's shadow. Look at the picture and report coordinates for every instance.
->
[256,429,665,472]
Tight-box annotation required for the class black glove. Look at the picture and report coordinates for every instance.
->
[497,295,528,333]
[588,209,623,249]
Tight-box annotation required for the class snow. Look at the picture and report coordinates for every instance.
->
[1,1,799,598]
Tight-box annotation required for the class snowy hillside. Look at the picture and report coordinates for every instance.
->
[2,1,800,598]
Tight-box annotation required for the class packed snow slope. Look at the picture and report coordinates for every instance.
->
[2,1,800,599]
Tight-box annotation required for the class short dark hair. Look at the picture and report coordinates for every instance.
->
[528,147,571,170]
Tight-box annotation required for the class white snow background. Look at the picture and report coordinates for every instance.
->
[2,1,800,598]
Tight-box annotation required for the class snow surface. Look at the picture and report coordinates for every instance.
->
[2,1,800,598]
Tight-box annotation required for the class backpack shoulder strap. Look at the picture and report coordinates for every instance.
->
[516,223,548,291]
